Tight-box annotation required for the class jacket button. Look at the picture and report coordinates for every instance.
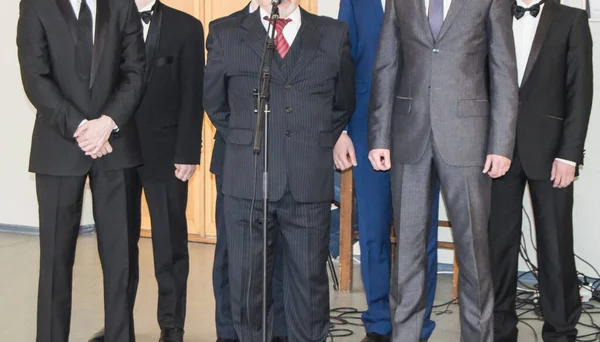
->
[286,107,293,113]
[285,85,292,89]
[433,49,440,53]
[285,130,292,137]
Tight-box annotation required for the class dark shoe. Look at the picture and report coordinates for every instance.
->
[216,339,238,342]
[159,328,184,342]
[88,328,105,342]
[361,332,391,342]
[272,337,288,342]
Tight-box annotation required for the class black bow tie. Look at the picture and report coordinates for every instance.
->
[512,0,545,19]
[140,3,156,24]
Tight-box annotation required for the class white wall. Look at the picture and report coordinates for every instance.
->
[0,1,94,228]
[317,0,600,274]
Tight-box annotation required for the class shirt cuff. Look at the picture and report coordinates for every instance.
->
[556,158,576,167]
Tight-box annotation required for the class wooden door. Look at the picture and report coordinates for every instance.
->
[140,0,320,244]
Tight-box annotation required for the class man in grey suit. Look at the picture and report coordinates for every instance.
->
[368,0,518,341]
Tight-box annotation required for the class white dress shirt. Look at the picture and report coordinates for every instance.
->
[70,0,97,43]
[140,0,157,41]
[512,0,575,166]
[259,6,302,46]
[382,0,452,18]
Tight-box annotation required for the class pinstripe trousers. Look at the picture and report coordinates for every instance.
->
[224,192,331,342]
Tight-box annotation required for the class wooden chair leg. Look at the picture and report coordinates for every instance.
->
[339,168,354,292]
[452,251,459,303]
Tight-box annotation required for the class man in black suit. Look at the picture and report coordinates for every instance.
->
[204,0,355,340]
[16,0,145,341]
[88,1,204,342]
[489,1,593,341]
[209,2,287,342]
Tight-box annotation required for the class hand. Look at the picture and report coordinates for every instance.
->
[89,141,113,160]
[333,133,357,171]
[74,115,116,155]
[483,154,511,179]
[175,164,197,182]
[368,149,391,171]
[551,160,576,188]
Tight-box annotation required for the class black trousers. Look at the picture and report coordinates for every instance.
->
[128,173,190,329]
[224,192,331,342]
[36,166,138,342]
[489,156,581,342]
[212,174,287,339]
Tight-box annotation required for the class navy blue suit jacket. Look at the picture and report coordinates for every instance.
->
[338,0,384,143]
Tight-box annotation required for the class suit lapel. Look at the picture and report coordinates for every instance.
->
[287,10,321,81]
[436,0,467,41]
[90,0,110,87]
[145,1,164,86]
[521,1,555,89]
[414,0,434,43]
[241,11,284,79]
[56,0,78,44]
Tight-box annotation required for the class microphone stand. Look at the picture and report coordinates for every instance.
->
[252,3,279,342]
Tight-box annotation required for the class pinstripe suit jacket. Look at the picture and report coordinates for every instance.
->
[204,8,356,203]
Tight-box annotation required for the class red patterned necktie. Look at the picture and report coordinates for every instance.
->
[264,17,292,58]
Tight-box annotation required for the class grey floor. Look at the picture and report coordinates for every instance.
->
[0,232,596,341]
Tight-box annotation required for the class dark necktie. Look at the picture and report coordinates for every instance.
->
[429,0,444,39]
[513,0,545,19]
[75,0,93,83]
[140,4,156,24]
[263,17,292,58]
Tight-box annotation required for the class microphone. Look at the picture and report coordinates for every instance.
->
[271,0,286,5]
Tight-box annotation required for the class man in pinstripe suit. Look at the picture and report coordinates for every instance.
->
[204,0,356,340]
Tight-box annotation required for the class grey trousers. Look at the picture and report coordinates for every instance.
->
[390,136,494,342]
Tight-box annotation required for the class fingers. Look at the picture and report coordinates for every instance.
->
[382,151,391,170]
[553,172,562,188]
[483,156,492,174]
[348,146,358,167]
[550,162,557,182]
[73,124,87,138]
[105,142,113,153]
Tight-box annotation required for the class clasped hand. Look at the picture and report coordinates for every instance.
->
[74,116,116,159]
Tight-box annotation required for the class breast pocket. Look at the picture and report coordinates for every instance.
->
[155,56,174,67]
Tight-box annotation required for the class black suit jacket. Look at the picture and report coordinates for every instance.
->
[204,8,356,203]
[134,1,205,182]
[208,5,251,176]
[516,0,593,180]
[17,0,146,176]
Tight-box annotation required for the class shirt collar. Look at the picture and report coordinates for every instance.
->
[140,0,156,13]
[259,5,302,24]
[516,0,544,9]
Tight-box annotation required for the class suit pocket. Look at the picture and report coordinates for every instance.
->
[458,99,490,117]
[227,129,254,145]
[319,131,334,148]
[394,96,412,115]
[155,56,174,67]
[543,115,564,121]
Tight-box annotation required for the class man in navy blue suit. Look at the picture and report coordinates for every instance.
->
[337,1,440,341]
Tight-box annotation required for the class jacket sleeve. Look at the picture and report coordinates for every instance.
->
[557,10,593,165]
[100,0,146,128]
[174,21,205,165]
[203,23,231,141]
[368,0,399,150]
[485,0,519,159]
[17,0,87,139]
[332,25,356,142]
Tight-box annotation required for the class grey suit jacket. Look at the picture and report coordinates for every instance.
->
[368,0,518,166]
